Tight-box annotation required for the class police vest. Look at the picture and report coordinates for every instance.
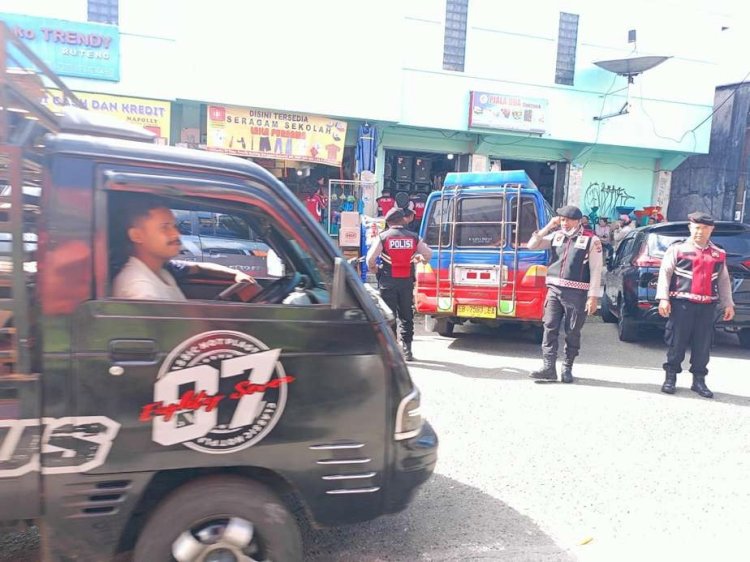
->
[546,230,593,291]
[669,241,726,303]
[380,228,419,279]
[377,196,396,217]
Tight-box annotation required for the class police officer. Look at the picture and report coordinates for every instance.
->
[527,205,604,382]
[366,207,433,361]
[656,211,735,398]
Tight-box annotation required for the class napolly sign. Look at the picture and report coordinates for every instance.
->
[41,89,171,144]
[0,13,120,81]
[469,91,547,134]
[206,104,347,167]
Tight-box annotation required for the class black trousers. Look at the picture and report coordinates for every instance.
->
[541,285,588,361]
[379,277,415,344]
[663,299,716,376]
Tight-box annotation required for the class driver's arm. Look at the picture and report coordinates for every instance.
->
[169,260,255,284]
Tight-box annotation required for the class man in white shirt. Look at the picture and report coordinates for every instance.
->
[113,202,254,301]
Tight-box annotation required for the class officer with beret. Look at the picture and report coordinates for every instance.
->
[656,211,735,398]
[527,205,604,382]
[367,207,433,360]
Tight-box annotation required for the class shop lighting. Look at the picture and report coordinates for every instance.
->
[296,169,303,176]
[446,153,454,160]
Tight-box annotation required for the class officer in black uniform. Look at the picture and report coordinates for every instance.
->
[656,211,735,398]
[366,207,432,360]
[527,205,604,382]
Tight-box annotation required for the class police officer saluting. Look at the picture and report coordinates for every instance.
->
[656,211,735,398]
[367,207,433,361]
[527,205,604,382]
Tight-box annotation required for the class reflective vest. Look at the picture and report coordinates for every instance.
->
[546,230,592,291]
[669,241,726,303]
[380,227,419,279]
[377,196,396,217]
[410,194,427,219]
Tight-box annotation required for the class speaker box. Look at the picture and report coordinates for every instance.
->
[397,182,413,193]
[414,157,431,183]
[415,183,431,194]
[384,161,393,180]
[395,156,413,181]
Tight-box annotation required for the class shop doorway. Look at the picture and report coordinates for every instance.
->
[490,158,566,208]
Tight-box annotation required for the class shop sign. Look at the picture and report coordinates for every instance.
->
[468,91,547,134]
[41,89,171,144]
[0,13,120,81]
[206,104,347,167]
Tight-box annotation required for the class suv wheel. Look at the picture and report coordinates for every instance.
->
[600,292,617,323]
[617,300,640,342]
[739,329,750,349]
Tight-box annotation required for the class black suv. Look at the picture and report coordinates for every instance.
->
[602,221,750,347]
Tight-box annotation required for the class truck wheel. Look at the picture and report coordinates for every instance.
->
[617,301,640,342]
[600,292,617,323]
[739,329,750,349]
[436,318,455,337]
[133,476,302,562]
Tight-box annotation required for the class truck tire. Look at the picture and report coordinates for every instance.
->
[600,292,617,323]
[436,318,455,337]
[617,300,639,342]
[739,329,750,349]
[133,476,303,562]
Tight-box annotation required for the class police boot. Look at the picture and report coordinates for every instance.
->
[401,341,414,362]
[560,358,574,384]
[661,372,677,395]
[691,375,713,399]
[530,358,557,381]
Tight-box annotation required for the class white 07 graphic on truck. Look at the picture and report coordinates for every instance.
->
[139,330,295,454]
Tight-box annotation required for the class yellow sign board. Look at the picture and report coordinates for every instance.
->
[206,104,347,167]
[41,89,171,144]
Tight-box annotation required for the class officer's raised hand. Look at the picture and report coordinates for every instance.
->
[544,216,561,232]
[658,299,671,318]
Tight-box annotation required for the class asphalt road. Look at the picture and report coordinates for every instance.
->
[4,318,750,561]
[306,318,750,562]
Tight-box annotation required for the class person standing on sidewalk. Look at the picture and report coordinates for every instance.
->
[367,207,432,361]
[527,205,604,383]
[656,211,735,398]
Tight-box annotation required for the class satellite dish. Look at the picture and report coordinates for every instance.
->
[592,55,671,121]
[594,56,671,83]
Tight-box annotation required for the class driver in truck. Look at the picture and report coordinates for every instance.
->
[112,197,256,300]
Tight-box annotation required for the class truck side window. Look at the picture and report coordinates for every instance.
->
[509,197,539,248]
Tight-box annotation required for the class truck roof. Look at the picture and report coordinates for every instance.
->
[46,132,284,189]
[442,170,539,190]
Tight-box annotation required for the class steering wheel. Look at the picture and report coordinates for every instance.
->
[216,279,260,302]
[247,272,306,304]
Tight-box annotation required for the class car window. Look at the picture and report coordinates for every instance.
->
[509,196,539,248]
[456,197,504,246]
[614,236,636,266]
[424,198,453,246]
[649,231,750,257]
[173,209,193,235]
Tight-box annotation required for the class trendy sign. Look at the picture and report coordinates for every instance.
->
[206,104,347,167]
[469,91,547,134]
[41,89,171,143]
[0,13,120,81]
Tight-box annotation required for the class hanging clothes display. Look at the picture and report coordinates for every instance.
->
[356,123,378,174]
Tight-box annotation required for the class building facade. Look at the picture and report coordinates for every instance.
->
[1,0,737,222]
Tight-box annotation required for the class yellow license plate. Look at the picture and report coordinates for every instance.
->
[457,305,497,319]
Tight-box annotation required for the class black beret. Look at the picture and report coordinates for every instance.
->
[385,207,405,224]
[688,211,714,226]
[556,205,583,220]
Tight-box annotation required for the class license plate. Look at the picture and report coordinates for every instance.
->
[457,305,497,319]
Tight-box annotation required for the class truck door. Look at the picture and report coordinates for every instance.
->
[67,169,388,520]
